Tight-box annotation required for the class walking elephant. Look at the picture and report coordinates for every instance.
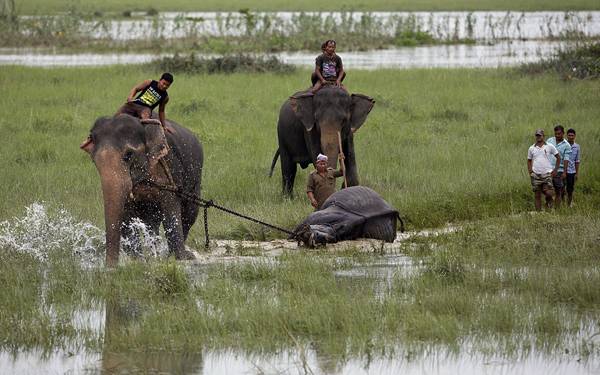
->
[81,114,203,266]
[269,86,375,196]
[293,186,404,247]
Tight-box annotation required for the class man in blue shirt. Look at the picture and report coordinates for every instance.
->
[547,124,572,208]
[565,128,581,207]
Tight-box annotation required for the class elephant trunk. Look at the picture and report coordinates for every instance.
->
[94,149,132,267]
[320,126,341,170]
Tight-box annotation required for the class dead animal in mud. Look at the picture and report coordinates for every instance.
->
[292,186,404,247]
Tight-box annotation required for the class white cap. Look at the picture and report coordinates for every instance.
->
[316,153,328,162]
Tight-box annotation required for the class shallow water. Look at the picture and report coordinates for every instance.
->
[32,11,600,41]
[1,204,599,374]
[0,40,573,68]
[3,337,599,374]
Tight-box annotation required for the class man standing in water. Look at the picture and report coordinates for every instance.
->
[307,153,344,210]
[116,72,174,131]
[565,128,581,207]
[546,125,572,208]
[527,129,561,211]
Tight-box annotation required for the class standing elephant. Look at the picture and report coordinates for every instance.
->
[81,114,203,266]
[269,86,375,196]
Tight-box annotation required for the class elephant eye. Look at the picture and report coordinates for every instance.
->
[122,150,134,163]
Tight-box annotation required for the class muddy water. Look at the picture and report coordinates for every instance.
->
[56,11,600,40]
[0,40,572,68]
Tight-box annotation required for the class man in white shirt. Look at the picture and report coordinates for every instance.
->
[527,129,561,211]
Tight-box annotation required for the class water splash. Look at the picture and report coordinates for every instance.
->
[0,203,104,264]
[120,217,170,259]
[0,203,171,266]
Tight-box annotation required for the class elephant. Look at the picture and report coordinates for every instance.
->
[292,186,404,247]
[269,86,375,196]
[81,114,203,266]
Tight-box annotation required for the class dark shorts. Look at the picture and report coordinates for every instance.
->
[566,173,576,193]
[311,71,346,86]
[116,102,152,119]
[552,172,564,190]
[530,173,553,193]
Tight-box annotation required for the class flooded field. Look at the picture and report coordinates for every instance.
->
[1,204,599,374]
[0,40,572,68]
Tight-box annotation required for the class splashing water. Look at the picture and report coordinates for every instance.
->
[0,203,171,265]
[0,203,104,264]
[120,217,170,259]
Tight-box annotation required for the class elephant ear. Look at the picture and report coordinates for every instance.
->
[80,116,112,154]
[142,119,169,168]
[350,94,375,132]
[290,92,315,131]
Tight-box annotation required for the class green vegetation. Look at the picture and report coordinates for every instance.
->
[0,62,599,367]
[1,211,599,363]
[521,42,600,80]
[0,66,598,239]
[155,54,296,74]
[13,0,600,14]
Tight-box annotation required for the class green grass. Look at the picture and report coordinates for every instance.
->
[14,0,600,14]
[1,211,599,362]
[0,65,598,241]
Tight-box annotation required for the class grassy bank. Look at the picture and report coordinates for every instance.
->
[14,0,600,14]
[1,211,599,364]
[0,66,598,241]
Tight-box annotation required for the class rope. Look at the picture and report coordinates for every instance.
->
[137,180,297,247]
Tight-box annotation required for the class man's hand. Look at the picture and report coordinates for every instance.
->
[561,173,567,180]
[310,198,318,208]
[335,80,341,87]
[551,170,557,177]
[127,97,134,103]
[338,152,345,160]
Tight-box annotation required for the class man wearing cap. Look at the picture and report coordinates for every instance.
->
[306,153,344,210]
[527,129,561,211]
[546,124,572,208]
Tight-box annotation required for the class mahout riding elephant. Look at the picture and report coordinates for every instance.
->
[269,86,375,196]
[81,114,203,266]
[293,186,404,247]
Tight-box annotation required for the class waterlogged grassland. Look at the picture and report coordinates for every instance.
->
[1,212,599,362]
[16,0,600,14]
[0,66,598,240]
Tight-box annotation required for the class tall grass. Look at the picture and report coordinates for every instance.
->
[0,66,598,240]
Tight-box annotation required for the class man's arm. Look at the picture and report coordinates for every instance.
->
[335,58,344,86]
[306,175,318,208]
[562,148,571,179]
[127,80,151,102]
[552,152,561,177]
[527,159,533,175]
[158,96,169,128]
[314,56,325,83]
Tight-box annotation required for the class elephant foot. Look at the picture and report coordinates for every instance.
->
[175,249,197,261]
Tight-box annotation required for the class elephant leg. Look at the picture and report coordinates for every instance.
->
[280,149,297,197]
[161,195,195,260]
[181,200,199,241]
[362,215,397,242]
[344,134,359,187]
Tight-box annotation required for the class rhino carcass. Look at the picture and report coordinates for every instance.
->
[293,186,404,247]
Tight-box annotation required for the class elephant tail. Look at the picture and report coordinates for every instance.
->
[268,148,280,177]
[396,213,405,233]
